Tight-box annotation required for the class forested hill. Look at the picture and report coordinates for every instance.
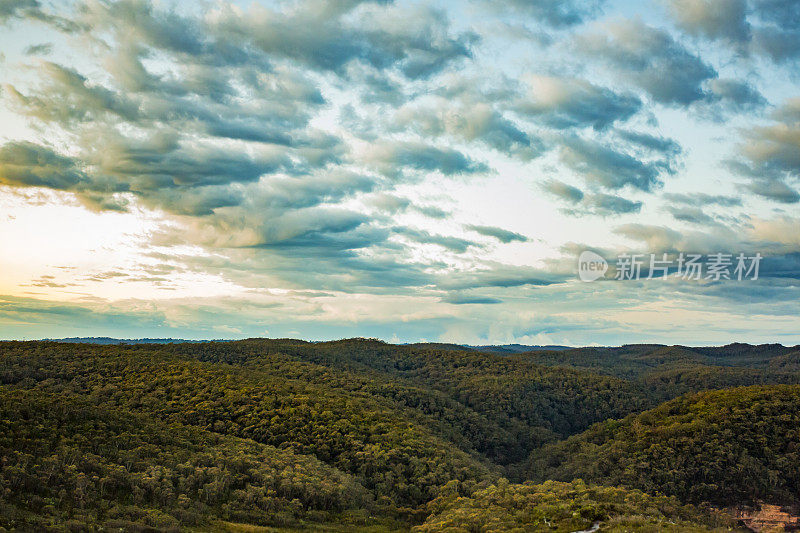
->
[1,338,797,531]
[526,385,800,508]
[516,343,800,399]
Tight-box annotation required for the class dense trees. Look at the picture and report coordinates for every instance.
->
[519,344,800,400]
[416,479,738,532]
[0,389,372,531]
[527,385,800,508]
[0,341,494,513]
[0,339,797,530]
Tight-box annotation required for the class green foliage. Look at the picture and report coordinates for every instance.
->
[0,341,496,514]
[521,344,800,401]
[527,385,800,507]
[415,479,739,532]
[0,339,796,531]
[0,389,371,531]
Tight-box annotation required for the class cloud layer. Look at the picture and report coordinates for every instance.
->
[0,0,798,344]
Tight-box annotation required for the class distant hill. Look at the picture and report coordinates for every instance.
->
[469,343,573,353]
[45,336,216,344]
[406,342,573,353]
[51,338,573,351]
[513,343,800,401]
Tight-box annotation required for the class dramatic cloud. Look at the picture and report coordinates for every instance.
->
[664,0,750,43]
[662,192,743,223]
[361,140,488,178]
[729,99,800,203]
[705,78,766,114]
[208,1,477,77]
[582,193,642,215]
[487,0,605,28]
[0,141,88,190]
[664,0,800,63]
[577,18,717,105]
[0,0,797,344]
[394,99,542,160]
[517,75,641,130]
[545,181,642,216]
[558,135,676,191]
[542,179,585,203]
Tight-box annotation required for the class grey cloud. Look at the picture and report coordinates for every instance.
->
[611,222,751,254]
[559,135,671,191]
[728,101,800,203]
[88,133,290,191]
[415,205,450,219]
[665,205,716,224]
[394,227,478,253]
[746,179,800,203]
[554,189,642,216]
[616,130,682,158]
[0,294,168,335]
[359,5,479,79]
[0,0,38,22]
[542,179,585,203]
[485,0,605,27]
[368,195,450,219]
[344,65,407,105]
[664,0,800,64]
[441,293,503,305]
[664,0,750,43]
[5,62,140,124]
[754,25,800,62]
[466,225,529,243]
[610,222,800,277]
[583,193,642,215]
[256,171,378,210]
[613,223,696,252]
[740,126,800,178]
[394,101,542,160]
[23,42,52,55]
[578,18,717,105]
[0,0,79,31]
[0,142,88,190]
[697,78,768,120]
[165,206,383,253]
[257,209,374,250]
[80,0,265,68]
[211,1,476,78]
[760,252,800,279]
[439,265,564,290]
[363,140,488,178]
[776,98,800,122]
[147,186,245,216]
[517,75,641,130]
[367,193,411,214]
[0,0,498,300]
[38,54,325,146]
[0,133,295,216]
[663,192,743,206]
[706,78,766,111]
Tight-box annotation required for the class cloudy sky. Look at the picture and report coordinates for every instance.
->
[0,0,798,345]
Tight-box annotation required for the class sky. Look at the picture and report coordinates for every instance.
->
[0,0,798,345]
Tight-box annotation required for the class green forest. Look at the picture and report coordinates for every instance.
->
[1,339,799,531]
